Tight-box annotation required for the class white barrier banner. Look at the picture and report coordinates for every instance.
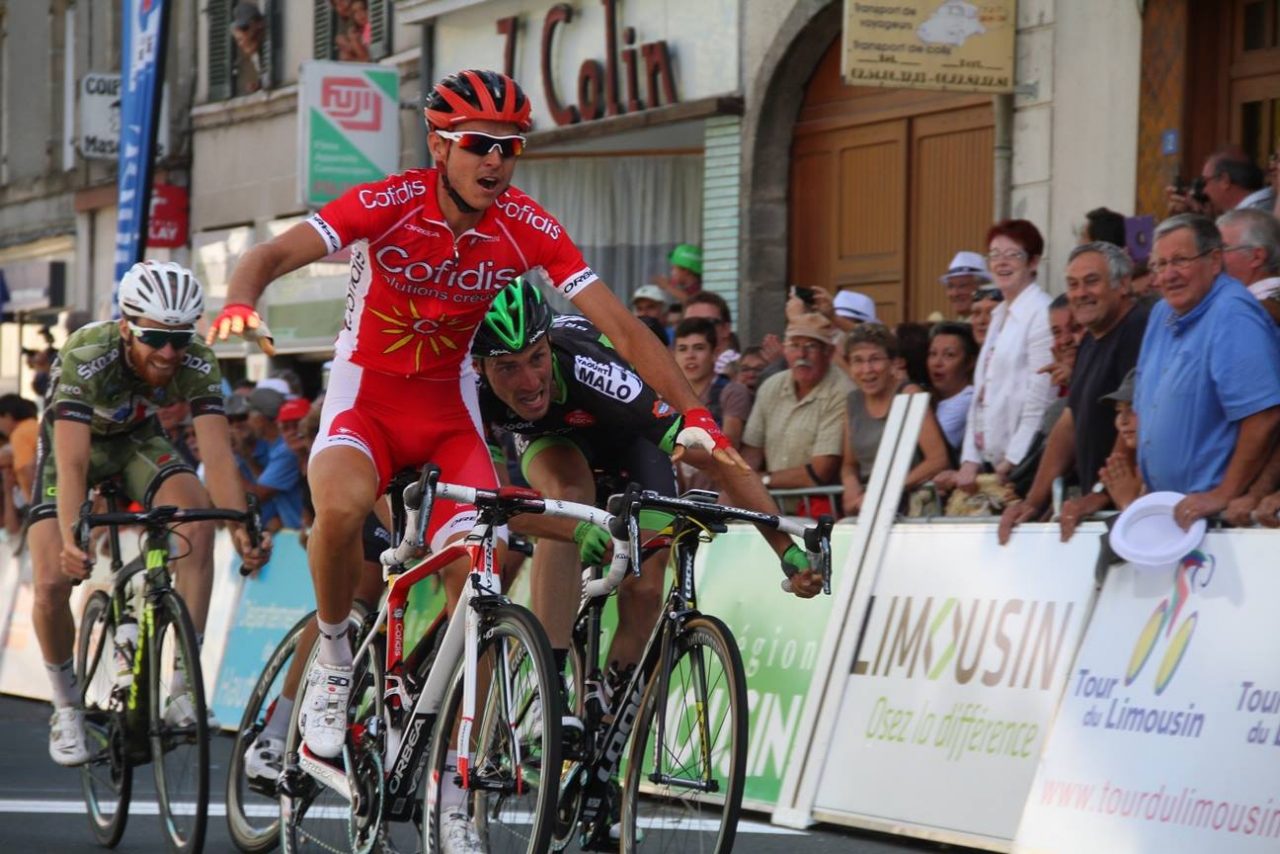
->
[1016,533,1280,852]
[813,523,1099,845]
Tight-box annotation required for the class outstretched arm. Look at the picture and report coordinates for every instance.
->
[209,223,329,344]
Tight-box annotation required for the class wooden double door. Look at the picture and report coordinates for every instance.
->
[789,38,994,325]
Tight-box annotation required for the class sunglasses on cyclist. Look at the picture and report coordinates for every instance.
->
[435,129,527,159]
[128,324,195,350]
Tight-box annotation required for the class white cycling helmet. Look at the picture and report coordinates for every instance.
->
[118,260,205,326]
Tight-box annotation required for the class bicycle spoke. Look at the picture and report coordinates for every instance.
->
[426,604,560,854]
[150,593,209,854]
[623,617,746,854]
[77,590,132,847]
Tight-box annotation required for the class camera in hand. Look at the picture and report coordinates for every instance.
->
[793,286,816,306]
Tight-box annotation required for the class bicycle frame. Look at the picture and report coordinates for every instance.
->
[295,518,510,824]
[573,519,707,831]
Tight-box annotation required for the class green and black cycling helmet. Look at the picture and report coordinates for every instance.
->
[473,278,554,357]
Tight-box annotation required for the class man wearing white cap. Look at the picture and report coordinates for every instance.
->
[630,284,667,321]
[832,290,877,332]
[940,250,992,321]
[742,312,852,511]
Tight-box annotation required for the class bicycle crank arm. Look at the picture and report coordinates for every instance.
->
[297,747,353,803]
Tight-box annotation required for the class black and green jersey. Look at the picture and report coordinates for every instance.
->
[47,321,226,435]
[477,315,681,452]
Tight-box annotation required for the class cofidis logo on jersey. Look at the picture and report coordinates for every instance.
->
[1125,550,1215,695]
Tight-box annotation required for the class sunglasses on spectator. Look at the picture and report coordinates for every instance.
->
[128,324,195,350]
[435,130,527,159]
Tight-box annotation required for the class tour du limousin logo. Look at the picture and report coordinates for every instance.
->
[1125,550,1215,695]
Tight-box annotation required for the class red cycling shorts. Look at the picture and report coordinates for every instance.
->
[312,357,499,551]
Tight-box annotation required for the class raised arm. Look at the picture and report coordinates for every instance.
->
[209,223,330,344]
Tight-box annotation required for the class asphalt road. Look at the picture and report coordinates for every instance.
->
[0,695,980,853]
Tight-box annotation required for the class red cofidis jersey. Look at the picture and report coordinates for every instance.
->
[307,167,598,378]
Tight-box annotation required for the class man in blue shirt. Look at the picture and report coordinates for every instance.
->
[1134,213,1280,530]
[228,387,305,530]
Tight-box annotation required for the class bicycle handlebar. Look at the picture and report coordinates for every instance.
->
[582,487,835,598]
[74,498,264,575]
[380,465,634,588]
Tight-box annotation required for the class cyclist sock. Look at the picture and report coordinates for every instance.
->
[441,749,465,809]
[315,618,353,667]
[262,695,294,741]
[45,659,77,709]
[171,668,189,697]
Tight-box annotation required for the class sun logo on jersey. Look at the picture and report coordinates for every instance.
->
[370,300,470,371]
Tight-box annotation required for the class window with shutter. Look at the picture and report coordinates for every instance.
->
[314,0,334,61]
[368,0,390,61]
[260,0,279,89]
[208,0,231,101]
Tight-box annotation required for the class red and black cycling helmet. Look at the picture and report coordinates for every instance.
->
[425,70,532,132]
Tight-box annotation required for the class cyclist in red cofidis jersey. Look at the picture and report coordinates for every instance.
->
[207,66,742,820]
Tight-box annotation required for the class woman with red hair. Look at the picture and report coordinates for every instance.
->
[937,219,1055,496]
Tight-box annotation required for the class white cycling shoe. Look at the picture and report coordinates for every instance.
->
[244,734,286,783]
[49,707,90,767]
[440,807,486,854]
[300,661,352,759]
[161,692,219,730]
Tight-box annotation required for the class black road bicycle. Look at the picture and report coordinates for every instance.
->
[554,486,833,853]
[74,483,262,853]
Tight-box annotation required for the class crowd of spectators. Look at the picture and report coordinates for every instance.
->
[642,142,1280,542]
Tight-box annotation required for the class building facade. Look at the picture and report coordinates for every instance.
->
[0,0,1271,394]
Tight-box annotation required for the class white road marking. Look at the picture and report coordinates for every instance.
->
[0,799,807,833]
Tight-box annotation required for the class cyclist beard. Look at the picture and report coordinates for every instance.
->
[126,345,178,387]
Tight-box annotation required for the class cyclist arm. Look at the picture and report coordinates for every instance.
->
[192,413,272,570]
[52,418,93,578]
[193,414,249,514]
[222,223,329,314]
[680,446,823,597]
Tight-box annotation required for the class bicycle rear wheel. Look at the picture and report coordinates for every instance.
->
[149,589,210,854]
[77,590,133,848]
[279,631,384,854]
[621,614,747,854]
[424,603,561,854]
[226,610,312,853]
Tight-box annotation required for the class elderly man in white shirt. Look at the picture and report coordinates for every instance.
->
[936,220,1055,494]
[1217,208,1280,301]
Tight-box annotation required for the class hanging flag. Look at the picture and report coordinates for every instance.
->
[112,0,171,313]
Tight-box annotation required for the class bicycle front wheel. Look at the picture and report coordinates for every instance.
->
[77,590,133,847]
[149,590,210,854]
[226,609,312,853]
[425,603,561,854]
[621,614,747,854]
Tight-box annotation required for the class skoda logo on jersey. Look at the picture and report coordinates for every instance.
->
[574,355,642,403]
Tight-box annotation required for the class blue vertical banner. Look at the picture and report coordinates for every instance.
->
[113,0,171,311]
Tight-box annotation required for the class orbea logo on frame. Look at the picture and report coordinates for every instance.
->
[321,77,382,132]
[1125,550,1215,695]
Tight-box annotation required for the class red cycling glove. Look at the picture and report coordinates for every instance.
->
[675,407,731,453]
